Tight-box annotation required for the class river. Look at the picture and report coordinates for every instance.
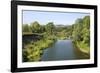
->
[41,40,78,61]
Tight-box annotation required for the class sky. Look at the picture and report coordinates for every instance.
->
[22,10,90,25]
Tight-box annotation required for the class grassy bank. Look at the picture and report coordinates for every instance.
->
[77,42,90,54]
[22,38,56,62]
[72,40,90,59]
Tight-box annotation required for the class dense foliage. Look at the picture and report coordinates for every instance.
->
[72,16,90,54]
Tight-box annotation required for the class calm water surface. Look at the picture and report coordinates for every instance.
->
[41,40,78,61]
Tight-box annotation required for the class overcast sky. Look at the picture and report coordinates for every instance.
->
[22,10,89,25]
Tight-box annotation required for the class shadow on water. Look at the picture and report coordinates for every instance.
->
[73,44,90,59]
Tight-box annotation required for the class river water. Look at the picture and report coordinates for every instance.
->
[41,40,78,61]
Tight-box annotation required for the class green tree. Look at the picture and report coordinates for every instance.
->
[72,18,83,41]
[40,25,46,33]
[82,16,90,46]
[30,21,41,33]
[45,22,55,34]
[22,24,31,32]
[72,15,90,49]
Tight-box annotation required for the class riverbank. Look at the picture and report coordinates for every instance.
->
[72,41,90,59]
[22,38,56,62]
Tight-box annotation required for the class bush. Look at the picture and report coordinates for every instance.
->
[22,38,56,62]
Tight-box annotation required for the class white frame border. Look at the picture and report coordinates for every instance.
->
[17,5,94,68]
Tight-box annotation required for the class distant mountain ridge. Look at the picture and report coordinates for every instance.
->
[55,24,71,27]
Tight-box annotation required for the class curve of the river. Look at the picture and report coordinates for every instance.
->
[41,40,77,61]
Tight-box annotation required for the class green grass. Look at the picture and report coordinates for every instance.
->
[73,41,90,54]
[22,38,56,62]
[77,42,90,54]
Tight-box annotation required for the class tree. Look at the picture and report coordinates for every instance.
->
[72,16,90,47]
[40,25,46,33]
[22,24,31,32]
[82,16,90,46]
[72,18,83,41]
[45,22,55,35]
[30,21,41,33]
